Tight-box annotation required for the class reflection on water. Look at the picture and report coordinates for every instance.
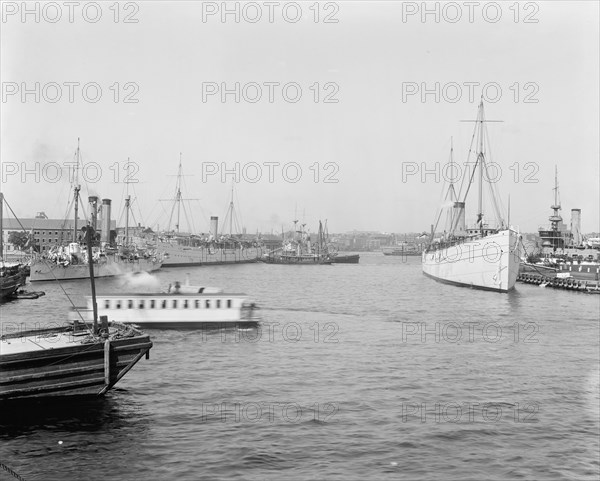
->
[0,391,147,437]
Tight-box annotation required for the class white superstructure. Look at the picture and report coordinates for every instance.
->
[70,283,259,328]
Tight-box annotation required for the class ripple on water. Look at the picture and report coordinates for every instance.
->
[1,257,598,480]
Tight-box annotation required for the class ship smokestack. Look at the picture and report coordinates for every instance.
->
[210,216,219,238]
[571,208,581,246]
[453,201,466,234]
[88,196,98,231]
[101,199,112,244]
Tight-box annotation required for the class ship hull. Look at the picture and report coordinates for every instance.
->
[422,230,521,292]
[0,325,152,400]
[331,254,360,264]
[30,256,162,282]
[0,272,25,300]
[160,244,262,267]
[262,255,332,265]
[383,252,422,256]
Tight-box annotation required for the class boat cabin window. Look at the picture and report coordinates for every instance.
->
[216,299,221,308]
[139,300,145,309]
[205,299,211,308]
[172,300,178,308]
[104,300,110,309]
[195,300,200,308]
[227,299,232,308]
[161,300,167,309]
[150,300,155,309]
[128,300,133,309]
[184,299,189,309]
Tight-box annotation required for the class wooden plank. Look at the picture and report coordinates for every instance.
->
[110,341,153,352]
[1,364,104,383]
[0,356,106,379]
[98,348,148,395]
[0,335,149,363]
[1,377,106,396]
[104,339,111,386]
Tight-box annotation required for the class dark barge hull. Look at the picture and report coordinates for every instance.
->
[0,326,152,401]
[164,258,260,268]
[331,254,360,264]
[0,272,26,301]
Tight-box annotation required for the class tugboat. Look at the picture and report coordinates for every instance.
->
[262,220,333,264]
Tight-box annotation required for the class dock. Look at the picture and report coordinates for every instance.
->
[517,273,600,293]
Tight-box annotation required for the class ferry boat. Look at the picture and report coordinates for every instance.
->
[422,102,521,292]
[69,281,260,329]
[1,226,152,401]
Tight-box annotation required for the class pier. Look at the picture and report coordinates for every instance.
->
[517,273,600,293]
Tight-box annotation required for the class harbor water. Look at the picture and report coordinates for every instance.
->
[1,254,599,480]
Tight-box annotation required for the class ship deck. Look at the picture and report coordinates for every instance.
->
[0,330,90,355]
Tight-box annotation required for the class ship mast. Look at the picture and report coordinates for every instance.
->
[229,183,233,236]
[174,153,183,233]
[222,181,241,236]
[319,221,324,254]
[548,165,563,252]
[122,157,134,247]
[73,138,81,242]
[160,154,198,235]
[447,138,457,233]
[124,194,130,247]
[477,102,485,235]
[549,165,562,231]
[457,100,503,235]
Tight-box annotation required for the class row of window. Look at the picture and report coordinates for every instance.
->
[37,238,59,244]
[104,298,233,310]
[34,231,61,235]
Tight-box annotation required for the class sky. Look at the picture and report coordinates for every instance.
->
[1,1,598,235]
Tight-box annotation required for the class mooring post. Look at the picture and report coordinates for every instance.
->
[104,339,111,387]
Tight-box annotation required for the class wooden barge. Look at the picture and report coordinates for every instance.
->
[0,320,152,401]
